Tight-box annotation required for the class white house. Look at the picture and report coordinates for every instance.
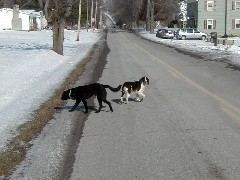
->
[0,8,13,30]
[0,5,47,31]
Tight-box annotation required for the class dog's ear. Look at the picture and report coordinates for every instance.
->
[143,76,149,85]
[146,77,149,85]
[70,91,76,100]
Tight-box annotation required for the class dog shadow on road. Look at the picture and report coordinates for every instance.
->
[111,98,135,104]
[54,105,98,113]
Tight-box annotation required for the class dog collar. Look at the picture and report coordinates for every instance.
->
[69,90,72,99]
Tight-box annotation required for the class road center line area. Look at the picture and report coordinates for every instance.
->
[121,33,240,118]
[69,31,240,179]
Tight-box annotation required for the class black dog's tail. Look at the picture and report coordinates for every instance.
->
[103,85,122,92]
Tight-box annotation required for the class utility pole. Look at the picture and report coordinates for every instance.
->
[94,0,98,29]
[150,0,154,34]
[146,0,150,31]
[87,0,89,32]
[76,0,82,41]
[91,0,93,29]
[224,0,227,36]
[99,6,102,29]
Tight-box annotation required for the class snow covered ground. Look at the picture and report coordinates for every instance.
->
[0,29,240,152]
[139,31,240,67]
[0,29,101,151]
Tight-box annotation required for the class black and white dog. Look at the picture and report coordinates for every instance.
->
[61,83,121,113]
[120,76,149,104]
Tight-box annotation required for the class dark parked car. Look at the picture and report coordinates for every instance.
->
[158,29,175,39]
[156,28,167,38]
[156,28,178,39]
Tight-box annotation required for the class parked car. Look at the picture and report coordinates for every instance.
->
[158,29,175,39]
[132,28,146,33]
[156,28,167,38]
[156,28,178,39]
[176,28,207,40]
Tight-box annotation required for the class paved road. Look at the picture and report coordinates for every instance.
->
[70,30,240,179]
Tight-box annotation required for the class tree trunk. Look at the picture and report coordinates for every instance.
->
[52,19,65,55]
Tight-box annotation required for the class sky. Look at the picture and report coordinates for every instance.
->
[0,29,101,151]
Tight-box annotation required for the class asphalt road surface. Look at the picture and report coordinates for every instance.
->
[65,30,240,180]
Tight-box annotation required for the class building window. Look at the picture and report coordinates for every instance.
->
[207,1,214,11]
[232,1,240,10]
[235,19,240,29]
[204,19,216,29]
[207,19,213,29]
[237,1,240,9]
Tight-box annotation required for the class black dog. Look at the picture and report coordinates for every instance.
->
[61,83,121,113]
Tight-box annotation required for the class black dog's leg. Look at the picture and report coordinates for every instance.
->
[102,99,113,112]
[69,100,81,112]
[82,99,88,113]
[102,90,113,112]
[95,97,103,113]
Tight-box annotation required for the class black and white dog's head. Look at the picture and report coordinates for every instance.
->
[139,76,149,86]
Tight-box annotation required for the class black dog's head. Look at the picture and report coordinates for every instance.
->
[61,89,71,100]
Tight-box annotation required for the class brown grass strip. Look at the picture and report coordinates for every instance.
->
[0,50,94,177]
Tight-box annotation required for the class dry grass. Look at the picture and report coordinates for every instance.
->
[0,50,94,177]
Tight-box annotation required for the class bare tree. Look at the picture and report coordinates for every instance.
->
[0,0,14,8]
[153,0,178,26]
[0,0,41,9]
[39,0,73,55]
[105,0,143,28]
[108,0,177,28]
[139,0,179,27]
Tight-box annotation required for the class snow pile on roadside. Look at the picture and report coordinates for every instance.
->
[139,32,240,67]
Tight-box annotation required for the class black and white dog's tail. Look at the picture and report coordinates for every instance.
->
[103,85,122,92]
